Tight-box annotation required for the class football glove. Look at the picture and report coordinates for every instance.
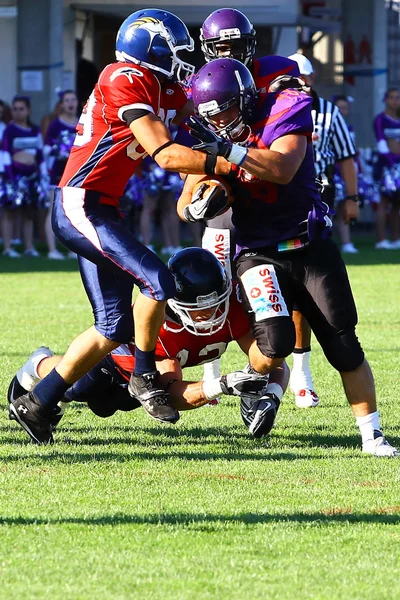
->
[240,393,280,438]
[220,370,268,397]
[183,182,229,223]
[268,75,311,94]
[189,116,233,158]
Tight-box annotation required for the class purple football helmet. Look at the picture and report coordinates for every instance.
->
[192,58,257,140]
[200,9,256,66]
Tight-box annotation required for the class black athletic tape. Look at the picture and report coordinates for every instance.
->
[205,153,217,175]
[152,140,174,161]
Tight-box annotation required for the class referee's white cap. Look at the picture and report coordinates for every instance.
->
[287,53,314,75]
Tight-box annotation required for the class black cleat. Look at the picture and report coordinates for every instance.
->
[8,375,64,432]
[240,393,280,438]
[128,371,179,424]
[9,390,54,445]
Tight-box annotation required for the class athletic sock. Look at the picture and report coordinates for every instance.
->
[356,411,381,445]
[291,347,313,388]
[34,369,71,412]
[134,348,156,376]
[266,382,284,401]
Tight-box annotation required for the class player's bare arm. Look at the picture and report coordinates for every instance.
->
[129,113,231,175]
[338,157,360,223]
[240,134,307,184]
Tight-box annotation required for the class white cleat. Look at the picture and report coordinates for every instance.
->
[290,369,320,408]
[362,431,399,457]
[16,346,54,392]
[293,388,320,408]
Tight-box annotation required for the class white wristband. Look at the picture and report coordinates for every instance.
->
[227,144,248,166]
[202,378,223,400]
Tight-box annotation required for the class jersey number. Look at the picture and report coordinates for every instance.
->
[74,92,96,147]
[176,343,227,367]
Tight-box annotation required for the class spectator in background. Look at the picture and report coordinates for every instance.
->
[0,100,12,244]
[1,96,48,257]
[40,99,62,141]
[288,54,360,254]
[44,90,79,259]
[373,88,400,249]
[139,158,183,255]
[0,100,11,139]
[332,94,361,252]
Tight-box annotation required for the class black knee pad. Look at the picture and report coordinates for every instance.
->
[254,317,296,359]
[322,330,364,372]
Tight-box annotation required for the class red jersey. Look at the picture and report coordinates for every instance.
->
[60,62,187,202]
[111,283,250,379]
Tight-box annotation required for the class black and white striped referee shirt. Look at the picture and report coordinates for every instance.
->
[311,92,356,179]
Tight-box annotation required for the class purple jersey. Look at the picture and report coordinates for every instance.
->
[2,121,43,179]
[374,112,400,144]
[373,112,400,176]
[231,89,320,251]
[252,55,300,100]
[45,118,77,185]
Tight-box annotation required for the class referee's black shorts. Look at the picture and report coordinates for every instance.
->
[235,237,364,370]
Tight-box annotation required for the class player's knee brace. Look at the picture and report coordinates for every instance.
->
[322,330,364,372]
[253,317,296,359]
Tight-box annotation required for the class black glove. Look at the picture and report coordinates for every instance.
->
[183,182,229,223]
[268,75,311,94]
[189,116,232,158]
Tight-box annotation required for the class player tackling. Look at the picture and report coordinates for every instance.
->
[179,58,398,457]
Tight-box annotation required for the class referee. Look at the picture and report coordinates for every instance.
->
[288,53,360,251]
[286,53,360,408]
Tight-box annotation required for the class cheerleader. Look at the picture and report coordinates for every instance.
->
[1,96,47,257]
[373,88,400,249]
[44,90,78,259]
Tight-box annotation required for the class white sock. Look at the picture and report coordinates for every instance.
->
[266,382,283,401]
[356,411,381,445]
[203,358,221,381]
[291,350,313,389]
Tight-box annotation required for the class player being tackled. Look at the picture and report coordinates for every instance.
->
[9,248,287,444]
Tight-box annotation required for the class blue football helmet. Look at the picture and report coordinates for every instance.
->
[115,9,195,82]
[167,248,232,336]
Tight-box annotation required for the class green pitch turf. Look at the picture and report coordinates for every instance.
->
[0,238,399,600]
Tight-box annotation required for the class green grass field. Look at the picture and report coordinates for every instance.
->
[1,238,400,600]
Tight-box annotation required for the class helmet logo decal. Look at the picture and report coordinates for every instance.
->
[219,28,241,39]
[197,291,219,306]
[127,18,175,45]
[198,100,219,116]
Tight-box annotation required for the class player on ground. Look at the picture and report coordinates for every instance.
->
[9,9,235,445]
[178,58,398,457]
[197,8,320,408]
[9,248,287,442]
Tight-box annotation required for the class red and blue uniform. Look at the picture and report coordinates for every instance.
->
[53,62,187,342]
[65,284,250,406]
